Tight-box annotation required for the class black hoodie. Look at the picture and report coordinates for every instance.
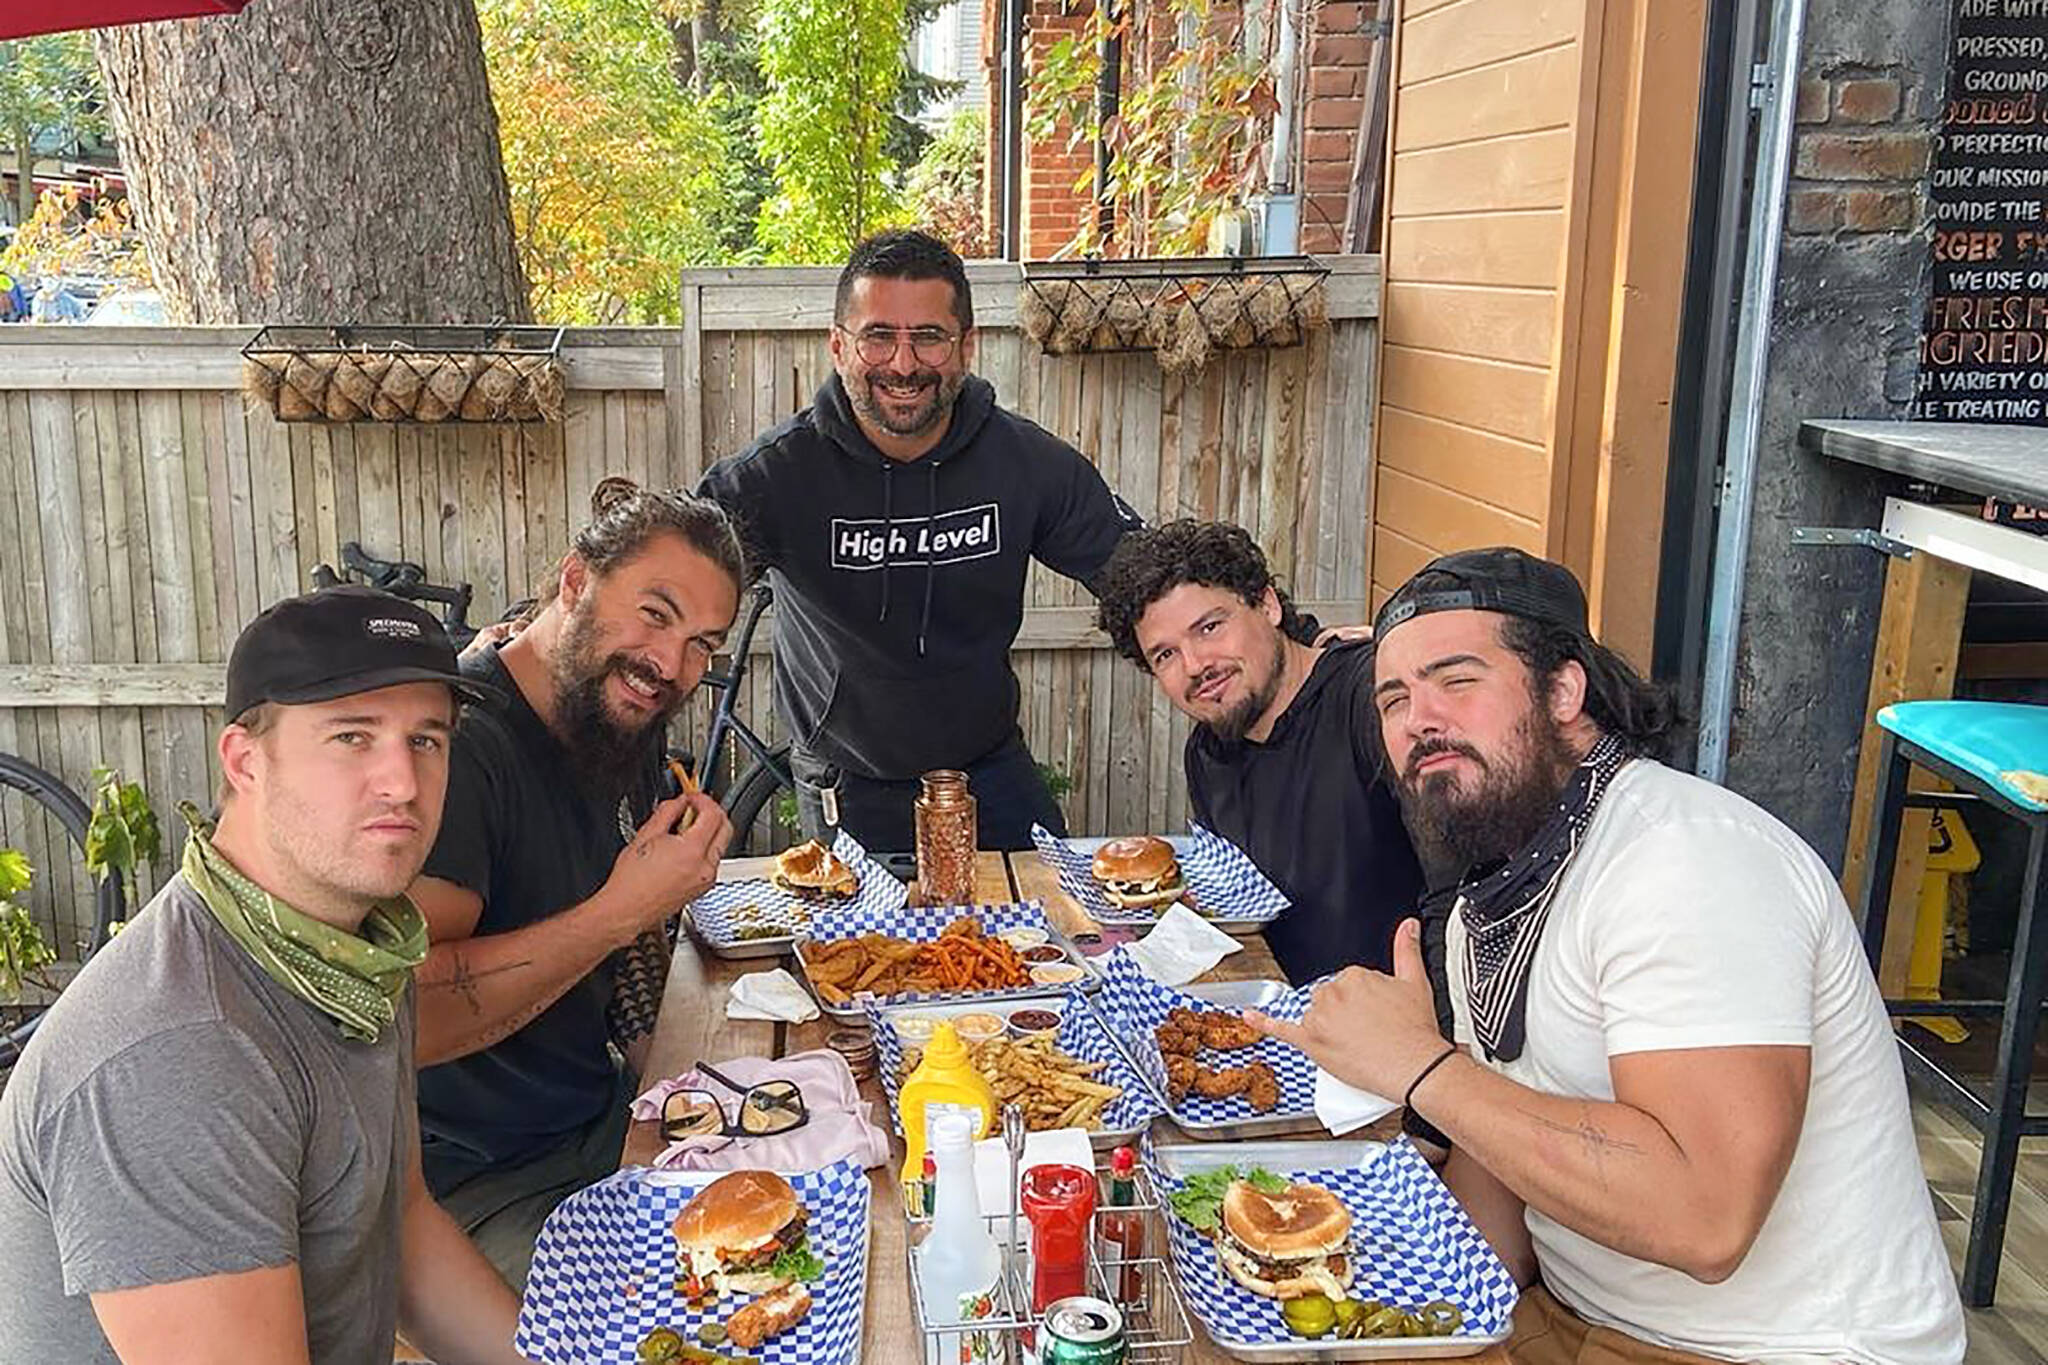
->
[698,374,1140,780]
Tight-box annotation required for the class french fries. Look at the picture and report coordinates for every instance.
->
[900,1033,1124,1132]
[805,918,1031,1005]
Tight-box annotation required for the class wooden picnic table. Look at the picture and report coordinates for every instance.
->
[622,850,1511,1365]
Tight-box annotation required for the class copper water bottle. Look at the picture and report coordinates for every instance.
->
[914,770,977,906]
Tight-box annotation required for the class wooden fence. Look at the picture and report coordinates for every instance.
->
[0,258,1381,952]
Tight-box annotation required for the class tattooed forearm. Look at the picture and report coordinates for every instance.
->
[1524,1106,1646,1159]
[419,952,535,1016]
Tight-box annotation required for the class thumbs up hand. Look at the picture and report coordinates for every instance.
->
[1245,919,1450,1100]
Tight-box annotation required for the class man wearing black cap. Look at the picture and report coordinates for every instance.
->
[1093,519,1425,983]
[1254,549,1963,1365]
[0,587,532,1365]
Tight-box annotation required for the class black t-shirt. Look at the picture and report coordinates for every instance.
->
[1185,641,1426,984]
[415,647,660,1189]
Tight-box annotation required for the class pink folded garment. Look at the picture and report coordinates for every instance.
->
[630,1047,892,1173]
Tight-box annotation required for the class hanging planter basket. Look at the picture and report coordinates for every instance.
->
[240,324,567,424]
[1018,256,1330,376]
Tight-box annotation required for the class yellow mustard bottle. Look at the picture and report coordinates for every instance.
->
[898,1021,996,1192]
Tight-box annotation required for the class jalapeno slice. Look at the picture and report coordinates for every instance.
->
[1417,1300,1464,1335]
[636,1326,685,1363]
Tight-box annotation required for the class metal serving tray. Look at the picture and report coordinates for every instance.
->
[1149,1139,1515,1361]
[1040,832,1283,936]
[682,896,811,960]
[793,904,1103,1023]
[1082,981,1325,1142]
[868,993,1162,1150]
[685,832,906,961]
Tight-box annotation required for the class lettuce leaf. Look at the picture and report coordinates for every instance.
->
[769,1238,826,1283]
[1167,1165,1289,1231]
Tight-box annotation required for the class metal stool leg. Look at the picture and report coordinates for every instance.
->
[1859,733,1913,971]
[1961,819,2048,1307]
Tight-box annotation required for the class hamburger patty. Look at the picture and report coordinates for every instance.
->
[721,1208,809,1271]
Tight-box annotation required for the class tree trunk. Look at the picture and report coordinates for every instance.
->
[13,121,34,228]
[93,0,529,324]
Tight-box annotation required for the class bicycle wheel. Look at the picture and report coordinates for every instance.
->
[720,741,793,857]
[0,754,126,1068]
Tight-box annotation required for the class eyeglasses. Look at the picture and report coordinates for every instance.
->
[660,1062,811,1141]
[839,325,961,367]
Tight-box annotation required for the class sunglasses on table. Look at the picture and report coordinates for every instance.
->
[661,1061,810,1141]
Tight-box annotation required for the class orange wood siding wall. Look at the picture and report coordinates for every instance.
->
[1371,0,1706,664]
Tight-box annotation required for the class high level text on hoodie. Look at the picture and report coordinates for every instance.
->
[697,374,1141,781]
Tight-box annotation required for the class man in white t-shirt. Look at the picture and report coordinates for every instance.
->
[1254,548,1964,1365]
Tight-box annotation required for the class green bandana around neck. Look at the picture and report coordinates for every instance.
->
[178,803,427,1043]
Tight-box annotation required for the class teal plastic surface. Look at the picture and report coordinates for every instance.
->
[1878,700,2048,811]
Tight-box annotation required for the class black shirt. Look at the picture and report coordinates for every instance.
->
[697,375,1140,780]
[1185,641,1426,984]
[415,647,659,1189]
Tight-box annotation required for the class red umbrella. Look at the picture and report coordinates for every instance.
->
[2,2,252,42]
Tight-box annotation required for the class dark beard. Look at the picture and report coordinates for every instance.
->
[1197,631,1288,743]
[1396,709,1579,875]
[848,367,965,437]
[551,610,682,799]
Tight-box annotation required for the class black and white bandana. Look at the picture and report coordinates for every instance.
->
[1457,734,1631,1063]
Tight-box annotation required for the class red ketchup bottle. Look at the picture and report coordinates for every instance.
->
[1020,1163,1098,1312]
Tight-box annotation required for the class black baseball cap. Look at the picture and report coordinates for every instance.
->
[225,586,499,720]
[1373,547,1590,641]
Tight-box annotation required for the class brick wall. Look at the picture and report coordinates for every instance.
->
[1299,1,1379,253]
[1020,0,1097,259]
[1785,68,1929,239]
[986,0,1383,259]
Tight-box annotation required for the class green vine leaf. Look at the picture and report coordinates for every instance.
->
[0,866,56,1004]
[84,766,161,902]
[1023,0,1279,255]
[0,848,30,901]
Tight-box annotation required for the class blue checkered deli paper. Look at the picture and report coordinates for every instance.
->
[800,898,1098,1016]
[1029,822,1290,928]
[1150,1137,1518,1355]
[865,997,1164,1140]
[687,829,905,952]
[515,1158,871,1365]
[1096,948,1322,1128]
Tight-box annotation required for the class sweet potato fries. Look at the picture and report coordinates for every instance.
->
[805,917,1032,1005]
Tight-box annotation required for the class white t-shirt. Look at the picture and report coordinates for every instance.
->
[1446,760,1964,1365]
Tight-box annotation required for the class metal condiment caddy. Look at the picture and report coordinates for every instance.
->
[905,1106,1194,1363]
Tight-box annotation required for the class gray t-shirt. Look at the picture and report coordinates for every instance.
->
[0,876,417,1365]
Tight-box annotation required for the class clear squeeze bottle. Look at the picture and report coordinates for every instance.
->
[917,1109,1005,1364]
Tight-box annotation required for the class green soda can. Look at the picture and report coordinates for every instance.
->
[1040,1296,1126,1364]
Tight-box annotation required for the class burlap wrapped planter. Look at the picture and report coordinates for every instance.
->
[1018,259,1330,377]
[240,325,566,424]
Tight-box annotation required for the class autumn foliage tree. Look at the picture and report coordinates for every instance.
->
[908,107,987,259]
[754,0,911,262]
[479,0,724,322]
[0,34,103,229]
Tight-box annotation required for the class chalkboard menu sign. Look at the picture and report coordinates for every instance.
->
[1914,2,2048,427]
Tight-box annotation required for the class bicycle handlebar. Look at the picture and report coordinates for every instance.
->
[320,542,475,634]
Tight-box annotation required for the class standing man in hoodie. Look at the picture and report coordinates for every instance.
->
[698,229,1142,853]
